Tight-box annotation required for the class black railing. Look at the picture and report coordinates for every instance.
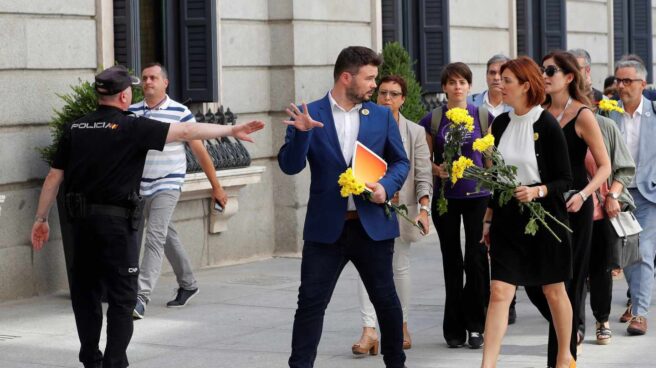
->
[185,106,252,173]
[421,92,447,111]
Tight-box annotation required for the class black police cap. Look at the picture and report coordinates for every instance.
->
[94,65,140,95]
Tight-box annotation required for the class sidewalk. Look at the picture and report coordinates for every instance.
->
[1,234,654,367]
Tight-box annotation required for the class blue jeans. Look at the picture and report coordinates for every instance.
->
[626,189,656,317]
[288,219,405,368]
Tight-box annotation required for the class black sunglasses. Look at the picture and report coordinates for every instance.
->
[541,65,562,77]
[614,78,643,86]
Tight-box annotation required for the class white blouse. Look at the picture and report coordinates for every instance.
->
[497,105,543,185]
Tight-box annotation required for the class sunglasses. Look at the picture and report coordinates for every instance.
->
[378,90,403,98]
[540,65,563,77]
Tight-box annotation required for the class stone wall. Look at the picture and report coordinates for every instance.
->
[0,0,97,301]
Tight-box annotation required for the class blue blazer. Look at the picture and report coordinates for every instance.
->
[609,96,656,203]
[278,94,410,243]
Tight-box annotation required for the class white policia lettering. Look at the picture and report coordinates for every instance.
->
[71,121,118,130]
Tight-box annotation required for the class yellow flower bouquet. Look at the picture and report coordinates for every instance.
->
[338,168,424,233]
[435,107,475,215]
[452,134,572,242]
[597,99,624,115]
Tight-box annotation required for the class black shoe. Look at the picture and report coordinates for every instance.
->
[446,338,465,348]
[508,305,517,325]
[166,287,199,308]
[132,299,145,320]
[468,332,484,349]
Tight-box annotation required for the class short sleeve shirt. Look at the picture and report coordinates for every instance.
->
[52,105,170,206]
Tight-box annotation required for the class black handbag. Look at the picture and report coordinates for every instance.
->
[608,211,642,269]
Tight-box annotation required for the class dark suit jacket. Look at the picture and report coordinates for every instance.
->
[278,93,410,243]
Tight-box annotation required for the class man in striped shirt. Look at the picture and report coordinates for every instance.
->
[129,63,227,319]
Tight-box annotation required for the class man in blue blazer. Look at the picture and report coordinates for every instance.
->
[609,59,656,336]
[278,46,410,367]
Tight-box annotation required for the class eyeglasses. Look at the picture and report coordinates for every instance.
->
[378,90,403,98]
[540,65,562,77]
[614,78,643,86]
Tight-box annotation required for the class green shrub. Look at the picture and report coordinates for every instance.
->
[377,42,427,122]
[39,80,143,165]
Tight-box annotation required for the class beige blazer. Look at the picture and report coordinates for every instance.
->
[396,113,433,243]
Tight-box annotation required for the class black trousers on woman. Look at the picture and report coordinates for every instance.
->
[579,218,614,334]
[433,196,489,344]
[525,198,593,367]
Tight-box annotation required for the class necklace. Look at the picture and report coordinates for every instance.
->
[553,97,572,122]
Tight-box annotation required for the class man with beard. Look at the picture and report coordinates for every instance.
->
[468,54,512,118]
[278,46,410,368]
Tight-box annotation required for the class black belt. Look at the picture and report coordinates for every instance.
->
[87,204,131,218]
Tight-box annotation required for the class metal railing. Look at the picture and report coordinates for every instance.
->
[185,106,252,173]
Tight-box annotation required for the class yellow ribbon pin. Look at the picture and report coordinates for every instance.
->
[534,132,539,141]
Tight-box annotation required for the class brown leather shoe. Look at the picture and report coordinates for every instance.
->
[627,316,648,335]
[619,305,633,323]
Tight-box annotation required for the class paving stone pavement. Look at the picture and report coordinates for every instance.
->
[0,234,654,367]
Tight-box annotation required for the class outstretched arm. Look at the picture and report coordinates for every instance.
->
[278,103,324,175]
[166,120,265,144]
[31,168,64,251]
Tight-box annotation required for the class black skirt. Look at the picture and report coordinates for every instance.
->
[489,198,573,286]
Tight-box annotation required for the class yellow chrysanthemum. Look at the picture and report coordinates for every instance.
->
[446,107,474,132]
[472,134,495,152]
[338,168,366,197]
[450,156,474,184]
[598,99,625,114]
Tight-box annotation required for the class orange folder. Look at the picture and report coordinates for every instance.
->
[352,141,387,189]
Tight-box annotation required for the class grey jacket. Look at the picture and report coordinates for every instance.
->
[609,96,656,204]
[397,113,433,243]
[595,114,636,211]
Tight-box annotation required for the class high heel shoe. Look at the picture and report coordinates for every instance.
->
[351,335,379,356]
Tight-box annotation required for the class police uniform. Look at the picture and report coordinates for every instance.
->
[51,66,170,368]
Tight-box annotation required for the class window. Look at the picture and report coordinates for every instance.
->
[614,0,653,83]
[113,0,218,103]
[381,0,449,93]
[516,0,566,61]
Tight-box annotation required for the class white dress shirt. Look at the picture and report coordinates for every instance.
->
[328,90,361,210]
[483,90,508,118]
[621,98,643,188]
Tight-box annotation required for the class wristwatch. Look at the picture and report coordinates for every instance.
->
[419,204,431,217]
[607,192,620,200]
[35,216,48,223]
[537,186,545,198]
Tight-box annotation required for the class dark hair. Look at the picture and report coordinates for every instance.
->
[603,75,616,90]
[142,62,169,79]
[440,62,472,87]
[379,75,408,97]
[500,56,545,107]
[333,46,382,81]
[542,50,591,106]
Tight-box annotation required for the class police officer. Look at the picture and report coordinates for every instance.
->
[30,65,264,368]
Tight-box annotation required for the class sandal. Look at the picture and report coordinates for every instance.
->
[595,321,612,345]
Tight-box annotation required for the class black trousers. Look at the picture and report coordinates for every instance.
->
[70,215,140,368]
[433,196,489,342]
[525,198,593,367]
[579,218,614,333]
[288,219,405,368]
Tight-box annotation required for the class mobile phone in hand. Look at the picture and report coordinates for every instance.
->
[214,200,224,213]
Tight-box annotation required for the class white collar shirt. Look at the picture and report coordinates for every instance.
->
[621,98,643,188]
[328,90,362,210]
[483,90,507,118]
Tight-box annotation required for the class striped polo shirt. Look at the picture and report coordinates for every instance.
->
[129,96,195,196]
